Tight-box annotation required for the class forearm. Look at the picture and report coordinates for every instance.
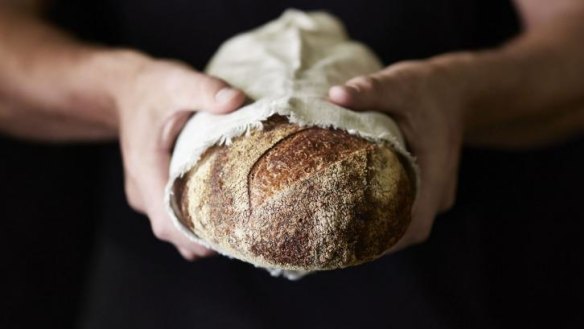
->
[431,6,584,148]
[0,7,143,141]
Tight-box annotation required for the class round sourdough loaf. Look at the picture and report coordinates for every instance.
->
[173,117,414,271]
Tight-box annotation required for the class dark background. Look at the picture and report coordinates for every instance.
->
[0,139,103,328]
[1,0,583,328]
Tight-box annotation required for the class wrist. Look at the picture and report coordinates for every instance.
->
[86,48,153,130]
[423,52,478,131]
[426,50,509,133]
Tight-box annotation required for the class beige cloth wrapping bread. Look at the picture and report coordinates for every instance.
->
[165,10,419,279]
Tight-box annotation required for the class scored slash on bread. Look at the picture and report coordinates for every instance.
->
[174,116,414,272]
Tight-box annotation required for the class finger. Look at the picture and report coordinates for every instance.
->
[159,81,244,151]
[192,245,217,257]
[431,130,461,212]
[129,139,215,257]
[328,85,356,107]
[159,110,193,150]
[124,177,145,213]
[178,248,198,261]
[180,72,246,114]
[402,146,448,245]
[329,75,389,111]
[386,177,439,253]
[440,154,460,212]
[178,246,216,260]
[146,161,214,256]
[383,164,438,255]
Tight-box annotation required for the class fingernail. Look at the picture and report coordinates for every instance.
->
[215,88,239,104]
[329,85,352,104]
[329,85,345,96]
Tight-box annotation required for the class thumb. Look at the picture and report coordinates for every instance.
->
[179,71,246,114]
[329,75,391,111]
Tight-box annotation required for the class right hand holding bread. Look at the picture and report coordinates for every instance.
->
[329,59,465,252]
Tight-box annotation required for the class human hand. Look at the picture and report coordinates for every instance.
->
[329,59,466,251]
[110,52,246,260]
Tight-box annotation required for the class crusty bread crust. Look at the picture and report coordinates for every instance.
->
[175,117,414,271]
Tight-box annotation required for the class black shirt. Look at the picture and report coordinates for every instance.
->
[42,1,584,328]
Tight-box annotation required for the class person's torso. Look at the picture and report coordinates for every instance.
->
[48,3,584,329]
[48,0,519,68]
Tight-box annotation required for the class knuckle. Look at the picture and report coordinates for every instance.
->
[126,195,142,212]
[199,75,225,94]
[124,181,143,212]
[409,223,433,245]
[151,221,172,240]
[440,176,459,212]
[391,60,424,74]
[192,77,228,109]
[183,254,198,261]
[196,246,215,257]
[121,148,141,174]
[178,248,198,261]
[353,75,380,92]
[441,194,457,211]
[411,230,431,245]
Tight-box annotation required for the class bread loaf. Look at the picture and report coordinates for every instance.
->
[173,116,414,272]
